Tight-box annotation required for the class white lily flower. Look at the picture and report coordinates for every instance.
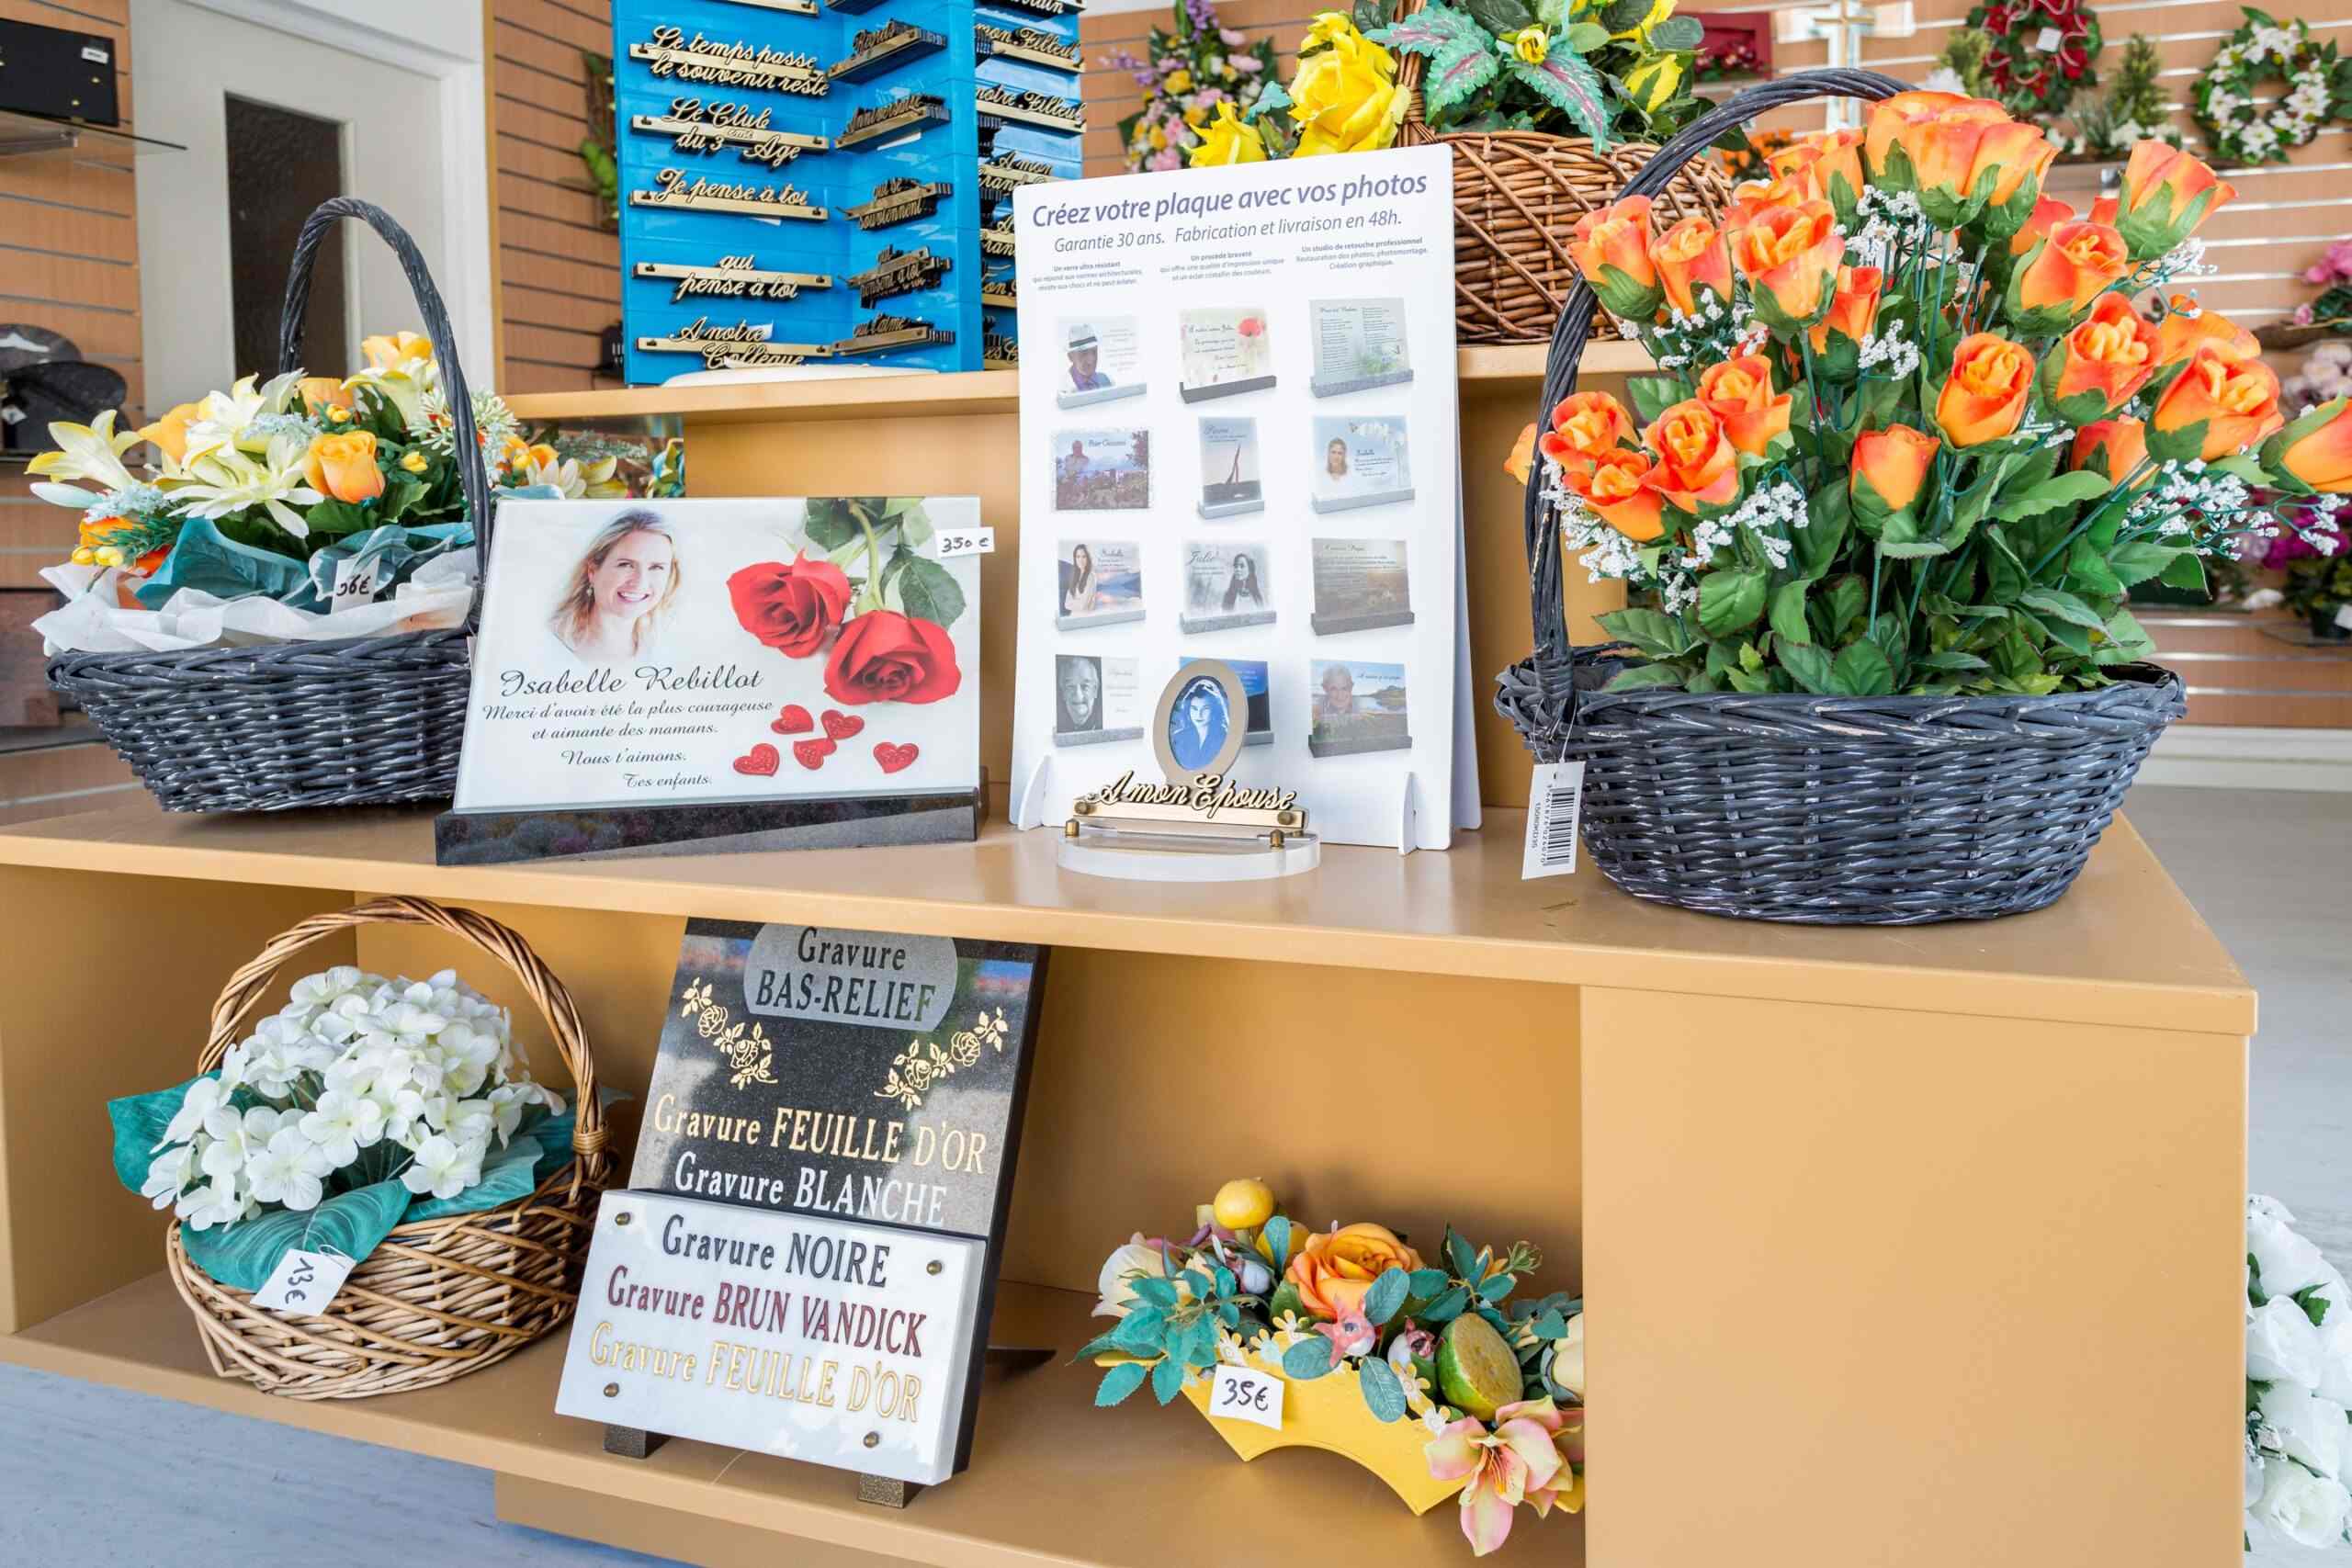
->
[168,432,324,537]
[27,411,147,506]
[141,1145,196,1210]
[158,1077,231,1148]
[244,1126,334,1210]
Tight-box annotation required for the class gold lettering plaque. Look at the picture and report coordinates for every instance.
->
[632,168,828,220]
[848,246,950,307]
[830,19,943,82]
[636,256,833,304]
[971,85,1082,132]
[845,177,950,230]
[637,317,838,370]
[838,94,948,149]
[631,27,828,96]
[973,25,1080,73]
[631,98,829,168]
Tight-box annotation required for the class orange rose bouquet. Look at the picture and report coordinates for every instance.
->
[1083,1182,1579,1558]
[1516,99,2325,701]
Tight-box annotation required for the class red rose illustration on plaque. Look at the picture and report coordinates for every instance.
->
[726,552,851,658]
[822,609,961,706]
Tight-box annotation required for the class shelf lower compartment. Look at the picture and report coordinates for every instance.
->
[3,1269,1581,1567]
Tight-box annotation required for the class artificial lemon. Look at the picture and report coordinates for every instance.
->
[1213,1178,1276,1231]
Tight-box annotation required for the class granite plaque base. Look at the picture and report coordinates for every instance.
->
[1179,610,1277,634]
[1309,487,1416,514]
[1055,608,1145,631]
[1178,374,1276,403]
[1309,609,1417,637]
[1310,368,1414,398]
[434,783,985,867]
[1309,733,1411,758]
[1195,494,1264,519]
[1051,726,1143,747]
[1055,383,1145,409]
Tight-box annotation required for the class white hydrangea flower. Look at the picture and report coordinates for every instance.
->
[298,1089,386,1166]
[141,1144,195,1210]
[177,1177,251,1231]
[158,1077,232,1149]
[244,1126,334,1211]
[401,1134,486,1201]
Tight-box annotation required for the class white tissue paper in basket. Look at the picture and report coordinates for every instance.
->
[36,548,479,655]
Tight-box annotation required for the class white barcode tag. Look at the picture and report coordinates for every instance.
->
[2035,27,2064,51]
[250,1247,356,1314]
[1522,761,1585,880]
[2335,603,2352,631]
[1209,1364,1283,1429]
[935,525,994,558]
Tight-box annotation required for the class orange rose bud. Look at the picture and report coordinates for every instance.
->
[1850,424,1939,515]
[2154,297,2259,367]
[1564,446,1668,541]
[2268,399,2352,494]
[2008,197,2075,257]
[1539,390,1634,473]
[1503,423,1536,485]
[1731,199,1843,335]
[1641,400,1743,512]
[2072,418,2150,490]
[1862,89,1970,177]
[1936,333,2034,447]
[1791,128,1866,213]
[1650,215,1734,318]
[1696,355,1792,457]
[139,400,202,465]
[1808,265,1884,356]
[2049,293,2160,417]
[1569,195,1664,320]
[2152,345,2284,462]
[1972,119,2057,209]
[2007,220,2130,326]
[302,430,385,504]
[295,376,352,415]
[2089,194,2120,226]
[2116,140,2237,260]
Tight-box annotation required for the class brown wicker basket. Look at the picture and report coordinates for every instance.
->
[164,897,610,1399]
[1389,0,1733,344]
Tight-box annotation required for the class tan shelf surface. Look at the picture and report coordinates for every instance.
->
[1,1270,1579,1568]
[504,342,1645,425]
[0,800,2250,1033]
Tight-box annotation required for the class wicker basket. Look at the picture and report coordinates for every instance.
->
[1494,70,2189,926]
[1390,0,1733,344]
[48,198,492,813]
[164,897,609,1399]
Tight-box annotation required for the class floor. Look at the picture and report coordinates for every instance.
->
[0,784,2343,1566]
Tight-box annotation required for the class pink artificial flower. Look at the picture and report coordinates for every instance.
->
[1221,26,1247,46]
[1149,148,1182,172]
[1318,1308,1377,1359]
[2310,265,2335,286]
[1425,1398,1584,1556]
[2329,240,2352,279]
[1233,55,1264,73]
[2298,303,2318,326]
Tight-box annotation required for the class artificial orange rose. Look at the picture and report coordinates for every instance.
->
[1696,355,1792,457]
[2154,298,2259,367]
[1782,128,1865,211]
[2089,194,2119,226]
[1971,119,2057,209]
[360,331,434,371]
[1642,400,1742,511]
[1850,424,1939,514]
[2049,293,2159,416]
[2270,399,2352,493]
[1568,195,1662,320]
[1563,446,1668,541]
[1936,333,2034,447]
[1862,89,1971,176]
[2072,418,2150,490]
[1730,200,1842,333]
[2152,345,2283,462]
[1878,95,2012,215]
[1539,390,1634,473]
[1808,265,1884,355]
[1719,175,1817,233]
[2008,220,2130,321]
[2008,197,2074,257]
[1503,423,1536,485]
[1650,216,1733,318]
[295,376,351,415]
[302,430,385,504]
[2116,141,2237,260]
[1284,1223,1425,1319]
[138,400,202,465]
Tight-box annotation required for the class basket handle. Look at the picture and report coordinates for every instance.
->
[1516,69,1911,672]
[276,197,494,611]
[197,897,609,1199]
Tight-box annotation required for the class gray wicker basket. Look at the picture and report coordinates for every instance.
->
[1494,71,2189,925]
[47,198,490,813]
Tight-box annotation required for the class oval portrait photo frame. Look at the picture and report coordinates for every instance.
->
[1152,660,1248,784]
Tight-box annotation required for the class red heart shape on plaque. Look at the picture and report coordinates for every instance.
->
[793,738,837,771]
[770,704,814,735]
[822,709,865,740]
[732,744,780,777]
[874,741,919,774]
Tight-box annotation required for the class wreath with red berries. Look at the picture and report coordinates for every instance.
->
[1966,0,2104,118]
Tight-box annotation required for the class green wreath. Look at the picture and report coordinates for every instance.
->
[2193,8,2352,167]
[1964,0,2103,119]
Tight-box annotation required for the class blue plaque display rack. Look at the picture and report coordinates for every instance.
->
[612,0,1084,384]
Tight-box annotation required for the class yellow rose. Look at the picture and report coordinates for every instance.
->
[1189,100,1268,166]
[1166,68,1192,94]
[1149,124,1168,151]
[1510,26,1548,64]
[360,331,433,372]
[1184,104,1206,128]
[1288,15,1408,157]
[399,449,429,475]
[138,400,202,464]
[302,430,384,504]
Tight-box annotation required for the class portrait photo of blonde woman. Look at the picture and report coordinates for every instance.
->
[548,509,682,663]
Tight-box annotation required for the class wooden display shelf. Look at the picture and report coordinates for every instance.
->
[0,1270,1577,1567]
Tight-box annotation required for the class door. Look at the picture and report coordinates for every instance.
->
[130,0,449,406]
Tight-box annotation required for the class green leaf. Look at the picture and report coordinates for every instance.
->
[801,497,862,551]
[1420,1284,1471,1323]
[1244,80,1293,122]
[1768,581,1810,645]
[1477,1271,1516,1303]
[1984,534,2030,604]
[1564,21,1610,51]
[2291,1285,2335,1329]
[1509,50,1610,141]
[2158,550,2209,594]
[1364,1267,1409,1327]
[2105,541,2183,587]
[1625,375,1683,426]
[1423,34,1504,117]
[1995,469,2112,525]
[893,556,967,627]
[108,1073,215,1195]
[403,1134,547,1223]
[1596,606,1696,659]
[1777,638,1835,694]
[1646,14,1703,50]
[1261,1214,1294,1273]
[1358,1354,1408,1422]
[1283,1336,1338,1380]
[2064,538,2123,599]
[2095,607,2156,667]
[1110,1309,1166,1354]
[1826,575,1868,640]
[2018,587,2107,632]
[1096,1360,1151,1406]
[1698,569,1768,637]
[1463,0,1537,34]
[178,1178,413,1295]
[1601,662,1686,692]
[1600,0,1651,31]
[1151,1352,1187,1404]
[1829,642,1895,696]
[1354,0,1392,33]
[1132,1275,1179,1308]
[1914,649,1990,671]
[1407,1267,1449,1299]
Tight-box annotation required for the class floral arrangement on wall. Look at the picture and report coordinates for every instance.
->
[2245,1195,2352,1549]
[2193,9,2352,168]
[1104,1,1279,172]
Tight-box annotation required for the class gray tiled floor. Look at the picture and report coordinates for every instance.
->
[0,785,2343,1565]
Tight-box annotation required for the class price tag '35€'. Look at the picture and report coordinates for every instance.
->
[1209,1363,1284,1430]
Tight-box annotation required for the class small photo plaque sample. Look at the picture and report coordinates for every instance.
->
[1055,539,1144,630]
[1050,428,1151,512]
[1182,655,1271,746]
[1053,316,1146,408]
[554,920,1048,1487]
[438,497,982,863]
[1194,416,1264,519]
[1177,306,1276,402]
[1309,660,1412,757]
[1309,415,1415,513]
[1309,536,1416,636]
[1179,541,1275,634]
[1053,652,1144,745]
[1308,297,1414,398]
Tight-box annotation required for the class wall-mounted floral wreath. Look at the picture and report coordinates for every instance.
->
[2193,8,2352,167]
[1963,0,2103,119]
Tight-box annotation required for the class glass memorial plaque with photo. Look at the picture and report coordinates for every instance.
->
[1308,297,1414,398]
[1194,416,1265,519]
[1050,428,1151,513]
[1055,539,1144,629]
[1178,541,1275,634]
[1177,306,1276,402]
[1182,655,1271,746]
[1310,536,1415,635]
[1309,660,1411,757]
[1309,416,1415,513]
[1052,652,1144,745]
[1053,315,1147,408]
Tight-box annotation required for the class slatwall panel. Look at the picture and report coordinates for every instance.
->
[489,0,619,393]
[0,0,141,600]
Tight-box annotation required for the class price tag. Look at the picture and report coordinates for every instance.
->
[935,525,995,558]
[2035,26,2064,51]
[2335,603,2352,631]
[331,555,383,611]
[82,44,110,63]
[1521,761,1585,880]
[1209,1363,1284,1429]
[250,1247,356,1314]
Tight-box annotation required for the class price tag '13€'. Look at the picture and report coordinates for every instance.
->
[1209,1363,1284,1430]
[250,1246,356,1314]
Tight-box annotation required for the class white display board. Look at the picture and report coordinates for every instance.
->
[1008,145,1468,851]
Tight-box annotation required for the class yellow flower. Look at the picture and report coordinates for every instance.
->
[399,449,429,475]
[137,401,203,465]
[1166,68,1192,94]
[1625,50,1684,113]
[1184,105,1207,128]
[1510,26,1548,64]
[302,430,385,504]
[1190,101,1269,166]
[1149,125,1168,151]
[359,331,433,373]
[324,404,353,424]
[1289,13,1408,157]
[1613,0,1677,41]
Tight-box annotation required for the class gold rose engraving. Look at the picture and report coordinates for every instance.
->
[872,1006,1009,1112]
[679,976,779,1090]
